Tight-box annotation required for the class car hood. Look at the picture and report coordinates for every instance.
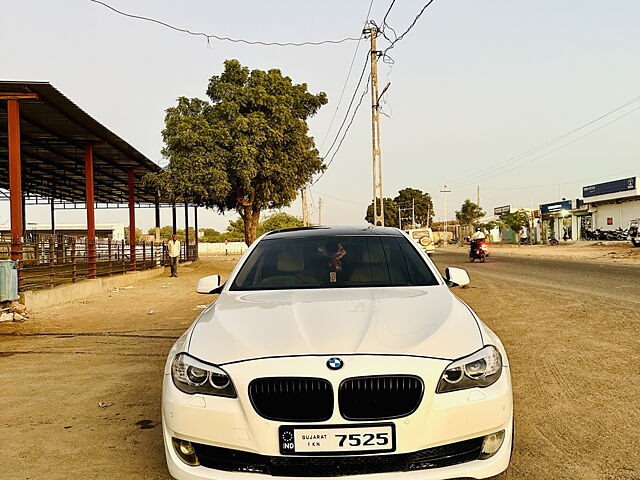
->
[188,287,483,365]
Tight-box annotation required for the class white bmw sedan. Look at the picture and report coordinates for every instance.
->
[162,226,513,480]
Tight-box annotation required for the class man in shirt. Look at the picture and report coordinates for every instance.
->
[167,234,181,277]
[470,227,486,240]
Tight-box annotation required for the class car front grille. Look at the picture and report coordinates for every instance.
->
[339,375,424,420]
[191,436,484,477]
[249,377,333,422]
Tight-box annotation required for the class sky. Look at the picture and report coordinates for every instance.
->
[1,0,639,231]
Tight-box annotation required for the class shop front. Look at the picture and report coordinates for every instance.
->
[539,199,589,242]
[582,177,640,235]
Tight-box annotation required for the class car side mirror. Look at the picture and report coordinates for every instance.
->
[445,267,470,287]
[196,274,222,294]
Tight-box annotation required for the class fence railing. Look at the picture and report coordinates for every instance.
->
[0,233,198,291]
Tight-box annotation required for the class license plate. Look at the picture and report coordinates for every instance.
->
[279,423,395,455]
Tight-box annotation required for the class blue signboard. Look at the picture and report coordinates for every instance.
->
[539,200,572,214]
[583,177,636,198]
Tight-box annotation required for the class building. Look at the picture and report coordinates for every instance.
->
[538,199,588,242]
[0,223,125,241]
[582,177,639,231]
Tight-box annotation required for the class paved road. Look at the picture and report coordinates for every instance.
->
[432,247,640,305]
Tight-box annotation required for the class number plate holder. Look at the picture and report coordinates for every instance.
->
[279,423,396,456]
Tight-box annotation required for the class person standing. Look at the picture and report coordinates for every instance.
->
[167,234,181,277]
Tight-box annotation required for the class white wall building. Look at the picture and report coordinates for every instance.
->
[582,177,640,230]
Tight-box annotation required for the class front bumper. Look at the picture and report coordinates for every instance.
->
[162,355,513,480]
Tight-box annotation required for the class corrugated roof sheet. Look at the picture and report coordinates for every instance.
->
[0,81,162,204]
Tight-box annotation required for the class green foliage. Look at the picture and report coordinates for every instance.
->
[455,199,485,227]
[478,220,498,233]
[257,212,304,235]
[221,212,304,240]
[147,226,175,240]
[393,188,434,227]
[365,198,400,228]
[124,227,143,243]
[501,210,531,243]
[143,59,327,245]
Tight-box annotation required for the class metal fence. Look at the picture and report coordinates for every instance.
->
[0,233,198,291]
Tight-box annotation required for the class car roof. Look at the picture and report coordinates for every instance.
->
[264,225,403,239]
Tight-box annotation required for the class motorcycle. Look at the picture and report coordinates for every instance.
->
[469,239,490,263]
[548,234,559,246]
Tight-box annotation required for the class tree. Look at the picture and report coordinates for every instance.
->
[144,59,327,245]
[225,218,246,240]
[365,198,400,228]
[393,188,434,227]
[501,210,531,244]
[124,227,143,243]
[148,226,175,241]
[222,212,303,240]
[199,228,224,243]
[257,212,303,235]
[455,199,485,228]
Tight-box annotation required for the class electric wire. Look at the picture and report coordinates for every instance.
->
[383,0,436,54]
[318,0,375,150]
[451,94,640,187]
[313,190,363,205]
[89,0,361,46]
[314,74,372,185]
[455,102,640,187]
[320,53,370,159]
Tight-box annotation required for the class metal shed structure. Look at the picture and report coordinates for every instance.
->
[0,81,197,291]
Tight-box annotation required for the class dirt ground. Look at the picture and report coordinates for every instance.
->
[1,255,638,480]
[447,240,640,265]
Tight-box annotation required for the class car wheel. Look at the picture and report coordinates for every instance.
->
[632,239,640,247]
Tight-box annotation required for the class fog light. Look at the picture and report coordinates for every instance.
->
[479,430,505,460]
[172,437,200,466]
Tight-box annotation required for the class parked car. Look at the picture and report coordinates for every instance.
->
[162,226,513,480]
[406,227,436,255]
[628,219,640,247]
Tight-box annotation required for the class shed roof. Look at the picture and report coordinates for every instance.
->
[0,81,162,204]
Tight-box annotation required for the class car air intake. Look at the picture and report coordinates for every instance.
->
[249,377,333,422]
[339,375,424,420]
[191,436,484,476]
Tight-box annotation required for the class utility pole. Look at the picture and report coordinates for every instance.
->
[412,198,416,229]
[366,23,385,226]
[398,207,402,230]
[476,185,480,207]
[440,185,451,243]
[301,187,310,226]
[318,197,323,226]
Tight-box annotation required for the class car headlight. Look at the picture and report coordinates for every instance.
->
[171,353,236,397]
[436,345,502,393]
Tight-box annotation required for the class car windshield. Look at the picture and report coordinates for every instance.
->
[230,235,439,291]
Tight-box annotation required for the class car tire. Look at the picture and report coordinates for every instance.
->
[632,239,640,247]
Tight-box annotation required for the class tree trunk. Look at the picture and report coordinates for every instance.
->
[241,206,261,246]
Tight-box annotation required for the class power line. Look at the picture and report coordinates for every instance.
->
[318,0,375,150]
[320,52,370,159]
[89,0,361,47]
[313,190,363,205]
[383,0,436,54]
[457,103,640,188]
[452,96,640,187]
[314,74,372,185]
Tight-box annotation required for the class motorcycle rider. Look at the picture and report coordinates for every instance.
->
[470,227,486,256]
[470,227,486,241]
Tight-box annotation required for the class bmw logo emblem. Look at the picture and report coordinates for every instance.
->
[327,357,344,370]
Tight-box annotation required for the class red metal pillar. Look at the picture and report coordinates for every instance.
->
[7,100,23,288]
[85,145,97,278]
[194,205,199,260]
[128,167,136,271]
